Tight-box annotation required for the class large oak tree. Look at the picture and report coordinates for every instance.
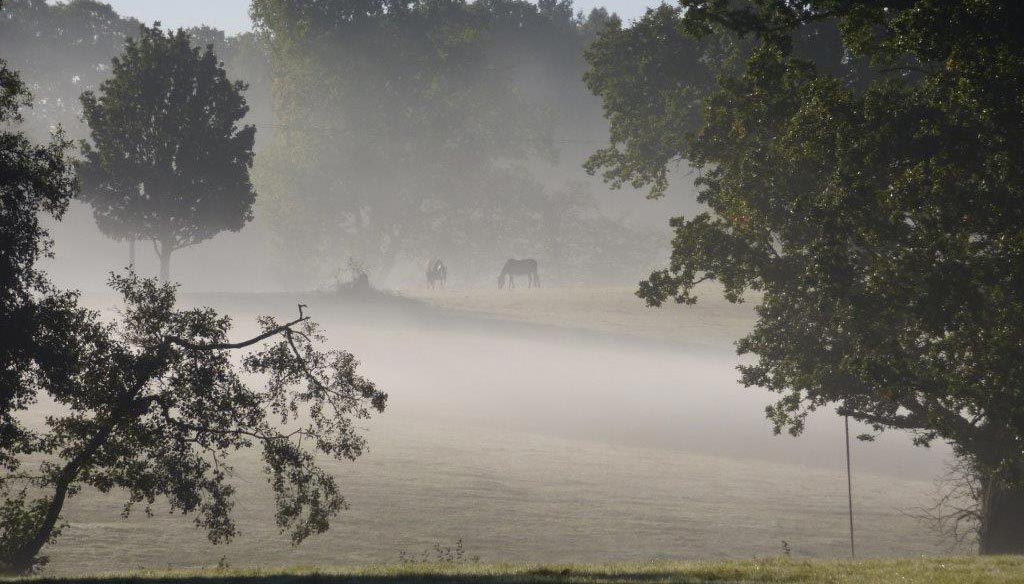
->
[586,0,1024,553]
[79,24,257,282]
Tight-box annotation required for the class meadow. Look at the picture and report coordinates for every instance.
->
[401,284,756,348]
[23,286,959,575]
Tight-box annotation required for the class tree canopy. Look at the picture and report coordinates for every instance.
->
[0,0,141,140]
[1,270,388,575]
[78,24,257,281]
[251,0,645,286]
[586,0,1024,553]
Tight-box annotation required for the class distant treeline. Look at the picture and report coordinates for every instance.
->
[0,0,664,288]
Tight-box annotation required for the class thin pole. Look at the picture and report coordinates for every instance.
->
[845,415,855,559]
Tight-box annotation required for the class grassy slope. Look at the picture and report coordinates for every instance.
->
[11,558,1024,584]
[401,285,758,348]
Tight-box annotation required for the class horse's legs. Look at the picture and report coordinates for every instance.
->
[534,270,540,288]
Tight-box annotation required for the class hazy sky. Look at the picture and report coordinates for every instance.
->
[96,0,661,34]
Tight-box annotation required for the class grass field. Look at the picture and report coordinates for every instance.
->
[19,287,958,575]
[9,558,1024,584]
[400,284,758,348]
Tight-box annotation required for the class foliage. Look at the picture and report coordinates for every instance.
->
[0,2,271,146]
[183,27,273,141]
[77,24,257,281]
[0,273,387,574]
[582,4,722,197]
[585,0,1024,553]
[0,34,79,573]
[0,0,141,140]
[251,0,626,285]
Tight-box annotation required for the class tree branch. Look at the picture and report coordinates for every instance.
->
[283,331,360,408]
[155,396,277,442]
[166,315,309,351]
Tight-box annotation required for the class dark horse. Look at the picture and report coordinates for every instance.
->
[498,258,539,289]
[426,258,447,288]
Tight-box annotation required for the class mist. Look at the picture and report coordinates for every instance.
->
[5,0,1008,579]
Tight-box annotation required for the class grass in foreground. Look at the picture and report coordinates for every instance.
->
[10,558,1024,584]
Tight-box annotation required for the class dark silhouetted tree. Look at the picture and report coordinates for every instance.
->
[0,14,78,515]
[1,272,387,575]
[587,0,1024,554]
[79,24,256,281]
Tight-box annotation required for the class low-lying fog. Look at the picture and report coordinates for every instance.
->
[28,289,952,573]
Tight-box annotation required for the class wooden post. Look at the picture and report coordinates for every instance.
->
[845,415,855,559]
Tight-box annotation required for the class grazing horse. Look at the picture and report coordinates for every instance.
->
[426,258,447,288]
[498,258,540,289]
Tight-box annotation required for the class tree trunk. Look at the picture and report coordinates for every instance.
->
[979,474,1024,554]
[374,229,401,286]
[157,241,172,282]
[5,417,119,574]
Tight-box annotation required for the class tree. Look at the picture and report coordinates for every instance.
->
[79,24,257,282]
[251,0,629,287]
[251,0,550,284]
[0,7,78,500]
[1,273,387,575]
[0,0,141,141]
[586,1,1024,553]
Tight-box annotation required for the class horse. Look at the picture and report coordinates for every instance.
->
[426,258,447,288]
[498,258,539,289]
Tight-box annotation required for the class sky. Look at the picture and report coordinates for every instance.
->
[96,0,661,34]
